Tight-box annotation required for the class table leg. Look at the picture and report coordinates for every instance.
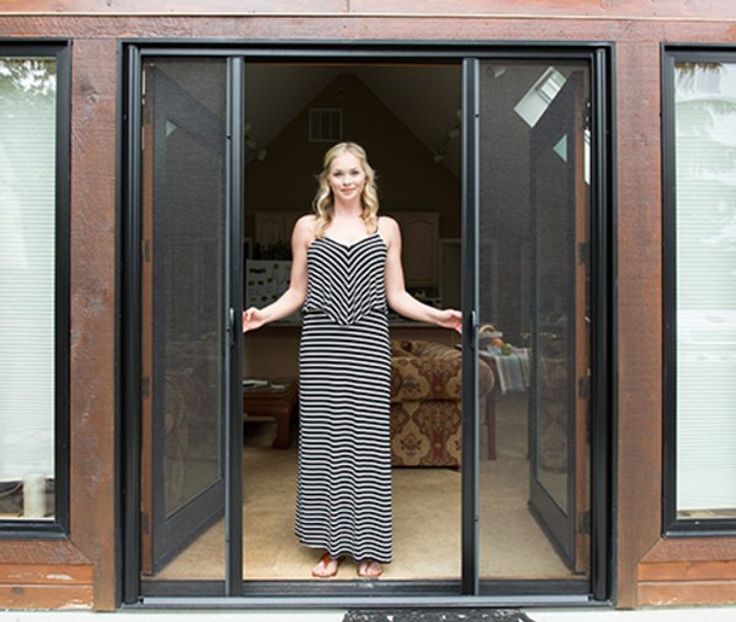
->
[272,407,288,449]
[272,400,297,449]
[486,388,497,461]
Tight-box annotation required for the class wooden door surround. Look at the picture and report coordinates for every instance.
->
[3,1,736,609]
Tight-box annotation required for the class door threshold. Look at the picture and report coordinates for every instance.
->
[132,594,602,610]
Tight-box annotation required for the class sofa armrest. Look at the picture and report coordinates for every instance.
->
[390,339,494,402]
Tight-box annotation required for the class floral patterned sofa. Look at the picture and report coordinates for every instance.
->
[390,338,494,467]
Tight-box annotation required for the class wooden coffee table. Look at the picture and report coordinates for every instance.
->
[242,377,298,449]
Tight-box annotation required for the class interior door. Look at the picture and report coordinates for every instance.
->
[140,58,230,575]
[528,70,590,574]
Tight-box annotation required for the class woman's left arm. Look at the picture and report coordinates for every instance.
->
[383,217,462,334]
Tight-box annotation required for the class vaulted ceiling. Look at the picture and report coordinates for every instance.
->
[244,63,462,175]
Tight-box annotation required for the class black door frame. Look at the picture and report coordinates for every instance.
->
[119,40,616,609]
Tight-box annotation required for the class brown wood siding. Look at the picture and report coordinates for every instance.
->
[0,3,734,610]
[0,541,92,608]
[67,36,119,610]
[614,34,664,608]
[3,0,736,19]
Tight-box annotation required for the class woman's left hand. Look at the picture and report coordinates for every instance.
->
[436,308,462,334]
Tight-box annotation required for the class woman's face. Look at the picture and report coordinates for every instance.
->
[327,152,366,203]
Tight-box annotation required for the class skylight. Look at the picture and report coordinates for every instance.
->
[513,66,567,127]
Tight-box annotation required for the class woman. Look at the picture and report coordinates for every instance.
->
[243,142,461,579]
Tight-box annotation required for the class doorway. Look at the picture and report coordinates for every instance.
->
[123,44,612,605]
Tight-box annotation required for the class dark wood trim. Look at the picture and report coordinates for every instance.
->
[0,541,93,608]
[0,563,93,584]
[0,584,95,608]
[638,540,736,600]
[640,561,736,582]
[0,7,734,612]
[6,0,736,20]
[613,37,663,609]
[639,580,736,606]
[641,537,736,563]
[0,540,89,565]
[0,15,734,43]
[67,37,119,610]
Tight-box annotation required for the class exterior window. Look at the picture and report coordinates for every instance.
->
[0,46,68,531]
[664,50,736,530]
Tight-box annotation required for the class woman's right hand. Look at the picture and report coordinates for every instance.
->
[242,306,268,333]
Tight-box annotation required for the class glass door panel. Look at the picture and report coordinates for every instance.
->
[477,60,592,579]
[140,58,228,580]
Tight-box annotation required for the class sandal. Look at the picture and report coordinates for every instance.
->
[311,552,342,578]
[357,559,383,578]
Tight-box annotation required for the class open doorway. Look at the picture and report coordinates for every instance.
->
[240,62,464,580]
[134,55,594,587]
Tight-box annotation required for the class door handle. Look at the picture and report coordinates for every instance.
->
[465,310,478,350]
[228,307,235,346]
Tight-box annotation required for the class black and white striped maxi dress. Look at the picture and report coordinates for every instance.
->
[295,231,393,564]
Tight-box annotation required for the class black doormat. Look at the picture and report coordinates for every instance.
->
[343,610,536,622]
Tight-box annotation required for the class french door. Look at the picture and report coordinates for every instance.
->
[526,69,590,573]
[123,45,610,605]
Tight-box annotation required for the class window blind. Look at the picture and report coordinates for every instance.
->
[0,57,56,485]
[675,62,736,513]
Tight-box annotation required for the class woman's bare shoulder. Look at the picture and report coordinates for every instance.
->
[292,214,317,246]
[378,215,400,237]
[296,213,317,226]
[294,214,317,233]
[378,215,399,228]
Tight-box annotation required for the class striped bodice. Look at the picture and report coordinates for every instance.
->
[302,231,388,325]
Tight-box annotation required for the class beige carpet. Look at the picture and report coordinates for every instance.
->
[153,393,577,581]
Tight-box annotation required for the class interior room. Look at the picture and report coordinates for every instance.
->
[240,62,468,579]
[138,60,588,583]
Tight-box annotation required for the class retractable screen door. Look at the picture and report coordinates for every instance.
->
[476,59,592,579]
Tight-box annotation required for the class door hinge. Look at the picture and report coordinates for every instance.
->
[141,239,151,262]
[578,241,589,265]
[578,376,590,399]
[578,510,590,535]
[141,375,151,400]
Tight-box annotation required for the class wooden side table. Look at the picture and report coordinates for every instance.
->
[242,377,298,449]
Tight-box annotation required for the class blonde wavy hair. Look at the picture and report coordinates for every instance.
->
[311,142,380,238]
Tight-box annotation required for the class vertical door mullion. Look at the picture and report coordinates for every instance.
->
[123,44,143,606]
[225,56,244,595]
[461,57,480,597]
[591,47,611,603]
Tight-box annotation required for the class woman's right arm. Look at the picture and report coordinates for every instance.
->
[242,215,311,332]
